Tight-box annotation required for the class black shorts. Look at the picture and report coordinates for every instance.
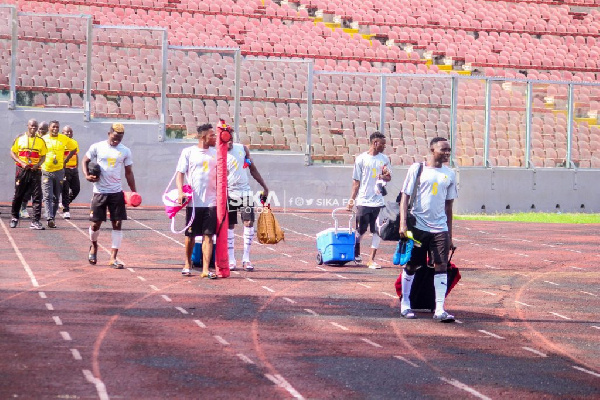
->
[407,228,450,267]
[228,197,255,225]
[90,192,127,222]
[355,206,382,235]
[185,207,217,237]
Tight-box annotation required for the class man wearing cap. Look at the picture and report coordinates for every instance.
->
[82,123,137,269]
[9,119,47,230]
[41,120,77,228]
[60,125,80,220]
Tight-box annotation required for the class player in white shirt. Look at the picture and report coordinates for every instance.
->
[398,137,457,322]
[226,139,269,272]
[176,123,218,279]
[82,123,137,269]
[347,132,391,269]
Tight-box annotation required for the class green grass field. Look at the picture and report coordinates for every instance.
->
[455,213,600,224]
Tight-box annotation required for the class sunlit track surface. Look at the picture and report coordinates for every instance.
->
[1,206,598,399]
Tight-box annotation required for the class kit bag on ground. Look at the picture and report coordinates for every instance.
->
[191,238,216,269]
[256,204,284,244]
[394,248,461,311]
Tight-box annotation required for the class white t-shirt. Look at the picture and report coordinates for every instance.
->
[227,143,251,199]
[352,152,391,207]
[402,162,457,233]
[176,146,217,207]
[85,141,133,194]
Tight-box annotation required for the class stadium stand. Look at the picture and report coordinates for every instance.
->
[0,0,599,167]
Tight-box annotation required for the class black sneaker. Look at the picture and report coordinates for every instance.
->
[10,218,18,228]
[30,220,45,230]
[47,219,56,229]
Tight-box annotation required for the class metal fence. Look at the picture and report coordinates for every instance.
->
[1,4,599,168]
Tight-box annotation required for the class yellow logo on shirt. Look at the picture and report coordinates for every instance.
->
[202,161,209,172]
[107,158,116,167]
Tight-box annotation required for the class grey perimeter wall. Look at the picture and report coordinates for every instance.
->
[2,104,599,214]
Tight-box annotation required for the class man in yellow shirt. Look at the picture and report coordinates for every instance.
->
[9,119,48,229]
[19,121,47,219]
[41,120,77,228]
[60,125,80,220]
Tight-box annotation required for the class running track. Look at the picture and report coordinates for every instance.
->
[1,205,598,399]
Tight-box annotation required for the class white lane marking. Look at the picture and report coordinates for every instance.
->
[214,335,229,346]
[440,377,492,400]
[457,283,464,286]
[45,303,54,311]
[161,295,172,302]
[304,309,319,316]
[283,297,296,304]
[1,219,40,287]
[358,283,371,289]
[265,374,304,400]
[83,369,109,400]
[581,291,598,297]
[361,338,383,348]
[330,322,349,331]
[491,248,501,251]
[175,307,188,315]
[316,267,328,271]
[394,355,419,367]
[573,366,600,378]
[60,331,72,341]
[282,253,292,258]
[570,266,584,270]
[299,260,308,264]
[522,347,547,357]
[484,265,498,269]
[543,259,554,263]
[480,290,497,296]
[382,292,397,298]
[150,285,159,291]
[132,218,184,247]
[266,247,276,252]
[127,267,135,273]
[237,353,255,364]
[515,253,529,257]
[516,301,533,307]
[71,349,82,360]
[262,286,275,293]
[543,281,559,286]
[53,316,63,326]
[193,319,206,328]
[455,319,464,324]
[232,270,240,275]
[567,249,582,254]
[137,276,146,282]
[478,330,505,339]
[515,272,529,277]
[541,244,556,248]
[39,292,47,299]
[246,278,256,282]
[336,274,349,279]
[592,326,600,330]
[549,312,570,320]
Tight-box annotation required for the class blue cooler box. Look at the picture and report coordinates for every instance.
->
[316,208,356,265]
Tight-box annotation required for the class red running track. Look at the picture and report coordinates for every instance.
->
[1,205,599,399]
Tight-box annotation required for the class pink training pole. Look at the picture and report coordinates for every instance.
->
[215,120,231,278]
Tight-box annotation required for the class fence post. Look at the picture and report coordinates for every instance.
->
[233,49,241,142]
[449,76,458,168]
[305,61,314,166]
[8,6,17,109]
[159,29,168,141]
[566,83,574,168]
[379,75,386,135]
[84,16,93,122]
[525,81,532,168]
[484,79,491,167]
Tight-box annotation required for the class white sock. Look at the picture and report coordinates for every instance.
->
[89,227,100,242]
[371,233,381,249]
[243,226,254,262]
[228,229,236,264]
[434,273,448,315]
[111,230,123,249]
[401,269,414,311]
